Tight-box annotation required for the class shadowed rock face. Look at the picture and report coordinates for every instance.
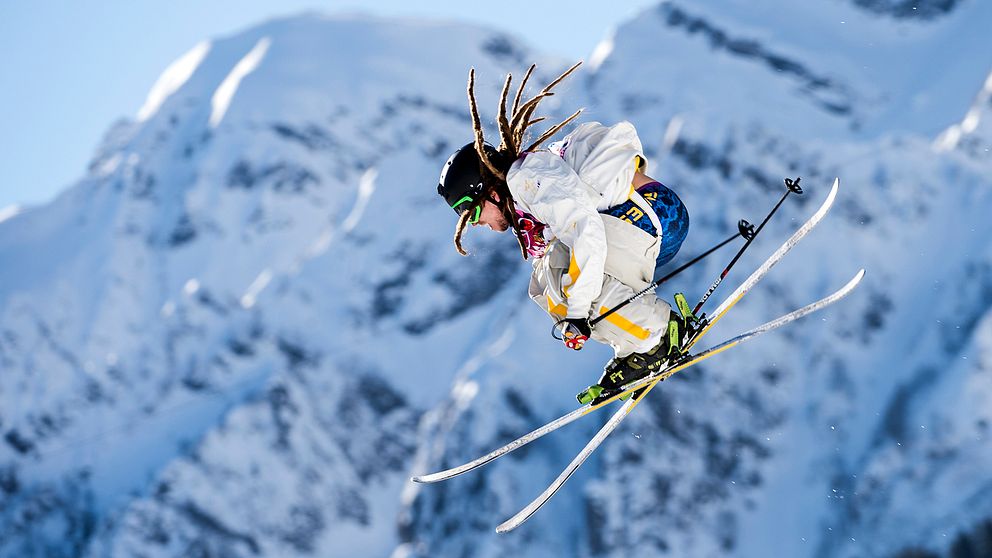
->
[657,3,855,116]
[848,0,963,19]
[891,518,992,558]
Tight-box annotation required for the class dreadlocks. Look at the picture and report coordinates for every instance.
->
[453,61,583,258]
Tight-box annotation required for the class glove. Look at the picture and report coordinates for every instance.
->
[560,318,591,351]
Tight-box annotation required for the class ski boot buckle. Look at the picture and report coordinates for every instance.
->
[576,384,604,405]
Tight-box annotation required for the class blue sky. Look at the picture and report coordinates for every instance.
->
[0,1,656,210]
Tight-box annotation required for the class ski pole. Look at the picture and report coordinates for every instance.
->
[588,221,752,328]
[691,177,803,318]
[554,176,802,341]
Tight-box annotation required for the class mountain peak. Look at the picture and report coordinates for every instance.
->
[133,13,545,130]
[590,0,992,140]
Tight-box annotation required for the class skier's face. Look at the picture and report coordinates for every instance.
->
[473,197,510,232]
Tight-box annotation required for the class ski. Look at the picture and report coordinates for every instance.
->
[414,267,861,486]
[495,178,845,533]
[494,268,863,531]
[413,179,841,487]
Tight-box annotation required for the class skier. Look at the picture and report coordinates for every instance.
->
[436,62,691,402]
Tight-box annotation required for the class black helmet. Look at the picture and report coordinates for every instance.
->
[437,142,501,223]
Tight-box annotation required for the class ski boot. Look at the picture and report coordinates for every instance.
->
[576,311,685,405]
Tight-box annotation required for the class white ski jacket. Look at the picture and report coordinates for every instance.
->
[506,121,662,320]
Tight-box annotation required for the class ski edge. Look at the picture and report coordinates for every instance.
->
[495,396,635,533]
[699,177,839,339]
[410,405,588,484]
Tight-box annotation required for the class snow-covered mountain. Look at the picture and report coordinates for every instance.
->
[2,3,991,557]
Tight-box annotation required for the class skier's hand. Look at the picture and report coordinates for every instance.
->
[560,318,591,351]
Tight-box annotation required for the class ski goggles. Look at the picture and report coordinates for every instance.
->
[450,195,482,224]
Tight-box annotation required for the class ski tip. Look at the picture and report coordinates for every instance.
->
[850,268,866,288]
[835,268,866,298]
[410,475,430,484]
[496,510,530,533]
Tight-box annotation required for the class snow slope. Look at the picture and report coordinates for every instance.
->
[2,3,992,557]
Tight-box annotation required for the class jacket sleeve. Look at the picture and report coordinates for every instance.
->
[507,152,606,319]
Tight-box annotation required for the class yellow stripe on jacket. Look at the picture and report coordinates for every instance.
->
[547,296,568,317]
[597,305,651,340]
